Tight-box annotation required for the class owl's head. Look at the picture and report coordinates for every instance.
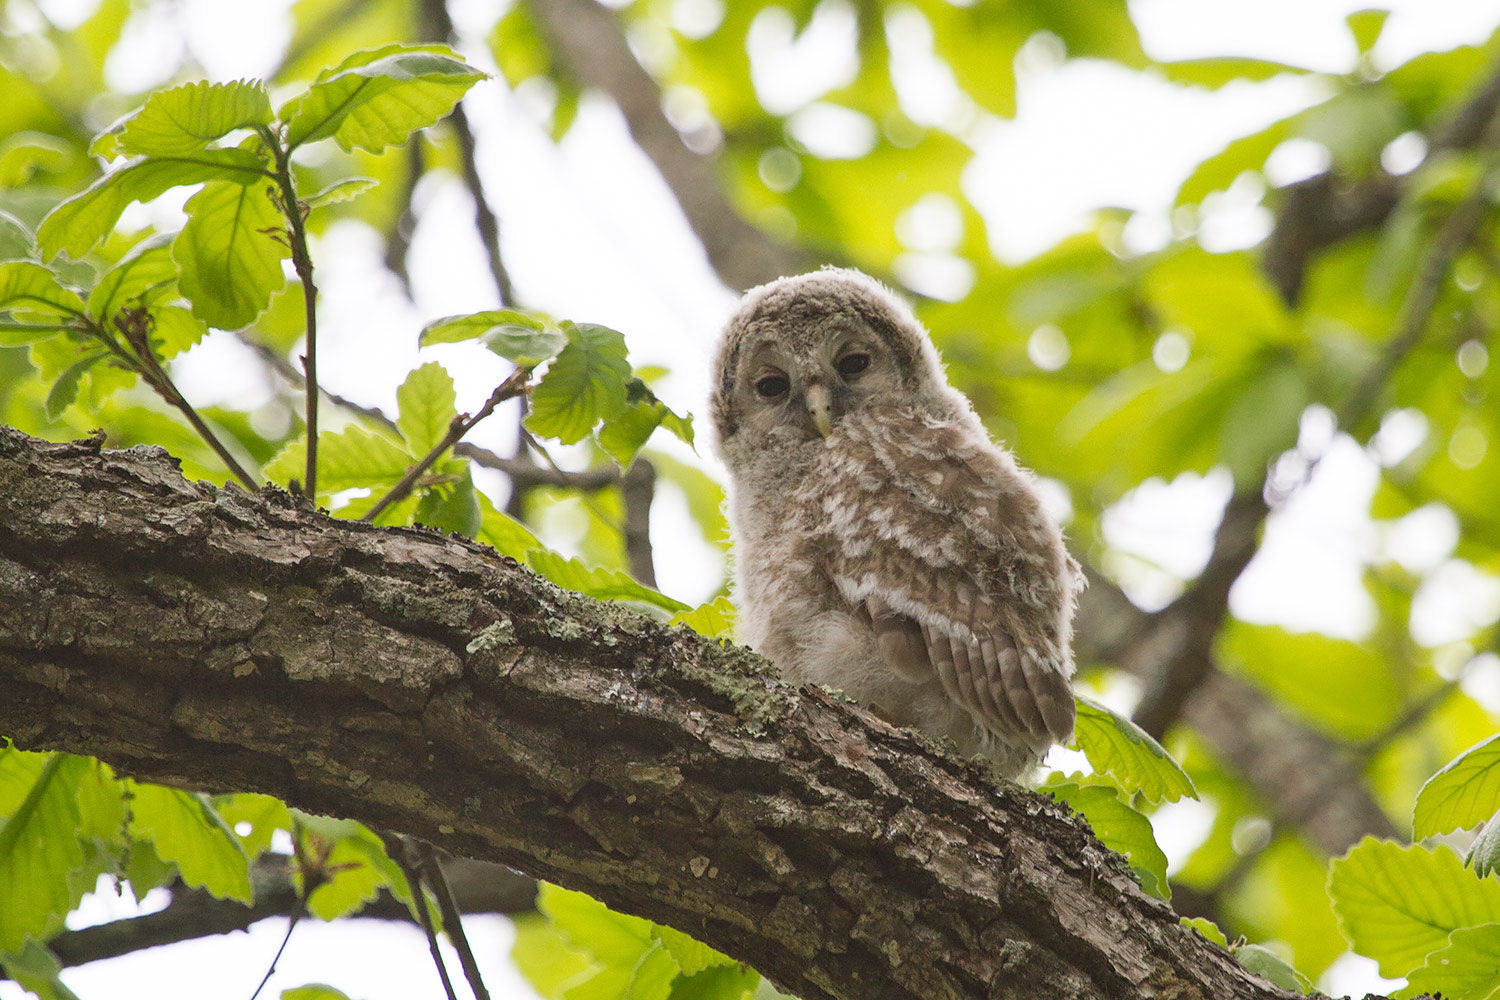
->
[710,268,963,465]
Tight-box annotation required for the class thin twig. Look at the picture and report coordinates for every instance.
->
[246,908,303,1000]
[383,834,459,1000]
[362,367,531,523]
[417,841,492,1000]
[261,125,321,499]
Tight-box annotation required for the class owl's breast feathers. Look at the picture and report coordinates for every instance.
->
[796,403,1078,747]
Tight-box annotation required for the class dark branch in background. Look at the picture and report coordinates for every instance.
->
[621,459,658,587]
[1263,55,1500,304]
[383,144,425,291]
[522,0,805,291]
[31,856,536,973]
[420,0,518,306]
[384,833,462,1000]
[0,427,1321,1000]
[418,840,494,1000]
[1127,91,1500,743]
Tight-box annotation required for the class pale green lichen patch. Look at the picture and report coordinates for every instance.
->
[467,617,515,653]
[672,641,787,736]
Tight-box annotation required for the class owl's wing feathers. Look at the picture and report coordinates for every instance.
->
[822,410,1076,745]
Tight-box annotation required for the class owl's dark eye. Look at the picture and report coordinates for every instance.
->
[836,353,870,378]
[755,374,789,399]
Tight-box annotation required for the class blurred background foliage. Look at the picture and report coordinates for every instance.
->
[2,0,1500,997]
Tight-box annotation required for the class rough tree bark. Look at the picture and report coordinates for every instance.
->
[0,426,1349,1000]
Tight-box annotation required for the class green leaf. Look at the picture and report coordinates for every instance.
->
[419,308,566,364]
[264,425,412,496]
[1415,734,1500,838]
[281,44,486,153]
[95,79,272,158]
[477,493,541,559]
[396,360,458,456]
[0,752,84,954]
[1328,837,1500,978]
[87,237,177,322]
[305,832,400,921]
[1071,694,1197,803]
[174,178,288,329]
[1044,775,1171,899]
[414,462,482,538]
[0,260,87,323]
[668,965,759,1000]
[45,351,106,419]
[128,782,252,903]
[670,597,736,640]
[0,939,84,1000]
[526,322,631,445]
[653,924,733,976]
[512,910,596,998]
[526,548,689,614]
[1231,943,1312,993]
[37,148,270,260]
[122,839,178,902]
[214,793,292,860]
[0,132,71,187]
[304,176,377,209]
[1181,916,1229,948]
[1402,922,1500,1000]
[281,986,354,1000]
[597,381,695,469]
[1470,813,1500,881]
[1157,58,1314,88]
[1347,9,1390,55]
[151,304,209,361]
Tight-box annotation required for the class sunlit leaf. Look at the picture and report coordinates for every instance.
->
[1181,916,1230,947]
[281,985,354,1000]
[670,597,736,640]
[304,176,377,209]
[1470,813,1500,880]
[213,793,291,859]
[128,782,253,903]
[174,178,288,329]
[281,44,486,153]
[1328,837,1500,978]
[95,79,272,158]
[37,148,270,259]
[419,308,565,364]
[1044,775,1171,899]
[414,461,482,538]
[396,360,458,456]
[1231,943,1312,993]
[1401,922,1500,1000]
[0,752,84,954]
[526,322,632,445]
[0,132,71,187]
[0,260,87,324]
[1415,734,1500,838]
[1347,9,1390,55]
[44,351,106,419]
[264,425,411,496]
[526,548,689,614]
[87,237,177,322]
[477,493,542,559]
[0,939,84,1000]
[1071,694,1197,803]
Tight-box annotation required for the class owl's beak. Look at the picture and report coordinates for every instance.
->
[805,383,834,437]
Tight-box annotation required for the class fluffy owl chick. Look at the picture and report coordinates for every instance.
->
[711,268,1082,779]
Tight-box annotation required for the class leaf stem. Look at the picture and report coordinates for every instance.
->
[261,124,321,499]
[362,366,530,523]
[90,315,259,490]
[382,833,460,1000]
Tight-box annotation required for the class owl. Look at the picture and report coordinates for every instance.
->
[710,268,1082,779]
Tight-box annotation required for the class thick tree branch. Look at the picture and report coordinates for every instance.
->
[0,426,1321,1000]
[523,0,805,291]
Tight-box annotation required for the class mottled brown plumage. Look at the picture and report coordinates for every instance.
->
[711,268,1082,779]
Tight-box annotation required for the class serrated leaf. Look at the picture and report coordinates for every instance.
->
[264,425,412,496]
[174,178,288,329]
[0,751,85,954]
[622,940,678,1000]
[45,352,106,419]
[670,597,736,640]
[305,832,398,921]
[1071,694,1197,803]
[214,793,292,859]
[1402,922,1500,1000]
[1232,943,1311,993]
[96,79,272,158]
[419,308,565,364]
[1045,775,1170,899]
[511,910,596,998]
[527,548,689,614]
[1415,734,1500,838]
[1470,814,1500,880]
[477,493,541,559]
[654,924,733,976]
[72,759,126,845]
[1328,837,1500,978]
[304,176,377,209]
[128,782,252,903]
[396,360,458,456]
[37,148,270,260]
[122,839,179,902]
[669,965,760,1000]
[151,304,209,361]
[526,322,631,445]
[598,399,668,470]
[1181,916,1229,947]
[281,44,486,153]
[0,260,87,324]
[87,237,177,322]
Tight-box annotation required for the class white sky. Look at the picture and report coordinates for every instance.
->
[8,0,1500,998]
